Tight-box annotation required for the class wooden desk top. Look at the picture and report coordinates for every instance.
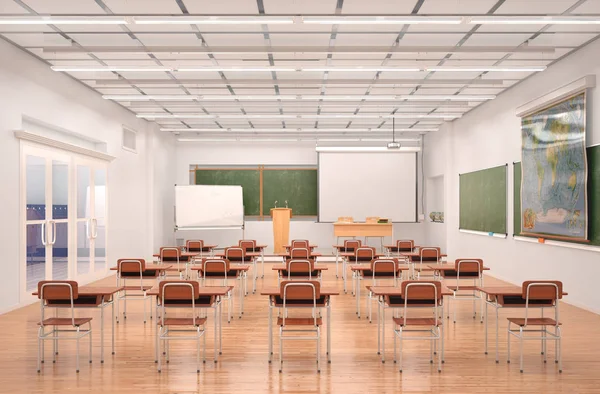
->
[339,252,386,258]
[153,252,199,258]
[190,265,250,271]
[33,286,123,297]
[214,252,261,258]
[349,264,410,271]
[260,287,340,296]
[367,286,453,297]
[146,285,234,297]
[110,264,173,271]
[401,252,448,258]
[384,245,420,250]
[272,266,328,271]
[476,286,568,297]
[426,263,490,271]
[284,245,317,249]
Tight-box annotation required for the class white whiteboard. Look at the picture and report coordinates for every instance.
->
[318,152,417,222]
[175,185,244,229]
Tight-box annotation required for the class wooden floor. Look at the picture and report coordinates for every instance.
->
[1,264,600,394]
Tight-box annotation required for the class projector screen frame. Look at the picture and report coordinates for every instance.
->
[316,151,418,223]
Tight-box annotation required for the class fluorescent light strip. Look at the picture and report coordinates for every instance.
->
[397,95,495,101]
[427,66,546,72]
[303,16,462,25]
[52,66,171,72]
[139,113,460,119]
[315,146,421,152]
[104,95,198,101]
[161,128,439,132]
[301,68,421,72]
[469,16,600,25]
[0,16,128,25]
[108,94,491,101]
[176,67,298,72]
[134,16,295,25]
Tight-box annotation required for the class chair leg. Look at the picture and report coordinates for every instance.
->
[143,294,147,324]
[438,327,442,372]
[519,327,524,373]
[53,328,57,363]
[398,327,403,372]
[76,327,80,373]
[157,327,162,372]
[507,324,511,363]
[557,326,562,373]
[196,326,201,373]
[203,326,207,364]
[542,326,547,363]
[279,327,283,373]
[317,328,321,373]
[430,332,434,363]
[441,325,445,364]
[89,323,93,364]
[155,323,159,364]
[37,326,42,372]
[393,325,397,363]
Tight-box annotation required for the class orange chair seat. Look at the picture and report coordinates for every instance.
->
[507,317,561,326]
[277,317,322,326]
[158,317,207,326]
[392,317,441,326]
[39,317,92,326]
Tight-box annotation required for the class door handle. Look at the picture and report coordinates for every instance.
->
[86,218,91,240]
[41,222,47,246]
[92,218,98,239]
[51,221,57,245]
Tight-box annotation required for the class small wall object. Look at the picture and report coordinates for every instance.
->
[429,212,444,223]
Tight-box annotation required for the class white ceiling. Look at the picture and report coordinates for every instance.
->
[1,0,599,141]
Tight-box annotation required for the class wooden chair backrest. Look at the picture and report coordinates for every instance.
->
[420,247,441,261]
[397,240,414,251]
[117,258,145,273]
[290,248,310,259]
[160,247,181,261]
[522,281,563,300]
[291,240,309,249]
[239,240,256,251]
[401,280,442,301]
[204,259,230,273]
[186,240,203,251]
[225,247,245,260]
[287,259,314,273]
[280,280,321,300]
[355,246,376,261]
[455,258,483,273]
[344,239,361,251]
[158,280,199,302]
[38,280,79,300]
[371,258,397,273]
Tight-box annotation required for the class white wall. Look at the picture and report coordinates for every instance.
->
[428,37,600,313]
[175,142,427,253]
[0,38,174,312]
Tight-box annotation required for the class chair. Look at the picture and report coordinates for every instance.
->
[290,247,313,260]
[277,281,322,373]
[156,281,208,373]
[279,259,320,283]
[440,259,484,323]
[186,240,212,256]
[160,247,188,279]
[37,281,93,373]
[338,239,361,286]
[115,258,158,323]
[392,281,444,373]
[507,281,563,373]
[387,240,415,254]
[200,258,239,321]
[413,247,441,279]
[365,258,399,322]
[224,247,251,295]
[291,239,310,249]
[349,247,376,295]
[239,240,259,292]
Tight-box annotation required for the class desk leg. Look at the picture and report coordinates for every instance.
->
[214,301,218,363]
[268,300,273,363]
[335,249,339,279]
[377,298,381,355]
[484,301,488,355]
[357,277,361,318]
[495,305,499,363]
[327,302,331,363]
[382,303,385,363]
[219,299,223,355]
[261,250,265,278]
[100,300,105,363]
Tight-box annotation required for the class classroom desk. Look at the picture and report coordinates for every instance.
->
[383,245,420,254]
[426,263,490,279]
[367,285,453,363]
[190,265,249,317]
[272,265,328,282]
[214,252,261,293]
[333,222,393,238]
[250,245,268,279]
[32,286,121,364]
[338,251,385,293]
[284,245,318,250]
[476,285,569,363]
[146,285,233,363]
[260,286,339,364]
[186,244,218,256]
[350,265,411,318]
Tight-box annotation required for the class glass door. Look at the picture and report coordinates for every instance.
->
[22,145,71,294]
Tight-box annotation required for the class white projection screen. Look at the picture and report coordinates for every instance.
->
[175,185,244,229]
[318,152,418,222]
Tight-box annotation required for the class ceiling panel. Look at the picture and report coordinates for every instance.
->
[201,34,267,46]
[184,0,260,14]
[495,0,579,14]
[461,33,532,47]
[102,0,184,13]
[342,0,415,14]
[263,0,337,14]
[20,0,103,13]
[269,34,332,47]
[399,34,464,46]
[418,0,499,14]
[334,33,398,47]
[529,33,598,47]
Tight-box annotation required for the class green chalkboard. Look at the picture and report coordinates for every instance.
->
[262,169,318,216]
[514,145,600,245]
[459,165,507,234]
[195,169,260,216]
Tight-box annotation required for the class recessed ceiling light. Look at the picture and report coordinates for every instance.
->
[302,16,463,25]
[469,16,600,25]
[427,66,546,72]
[103,95,199,101]
[138,113,460,120]
[133,16,295,25]
[52,66,171,72]
[0,16,128,25]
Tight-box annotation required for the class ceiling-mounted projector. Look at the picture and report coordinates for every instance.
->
[387,141,401,149]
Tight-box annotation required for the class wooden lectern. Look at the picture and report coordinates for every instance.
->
[271,208,292,254]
